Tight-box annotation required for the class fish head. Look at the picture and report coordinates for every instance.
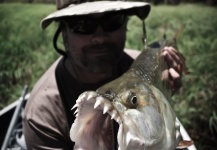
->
[70,74,181,150]
[97,75,173,150]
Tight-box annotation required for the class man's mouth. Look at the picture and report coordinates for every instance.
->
[87,49,112,57]
[83,43,119,57]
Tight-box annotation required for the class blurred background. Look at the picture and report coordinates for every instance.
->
[0,0,217,149]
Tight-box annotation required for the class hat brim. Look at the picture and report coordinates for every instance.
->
[41,1,150,29]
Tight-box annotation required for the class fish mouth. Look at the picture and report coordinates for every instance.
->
[91,93,122,150]
[70,91,125,150]
[70,90,181,150]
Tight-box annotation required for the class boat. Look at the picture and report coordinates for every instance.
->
[0,86,28,150]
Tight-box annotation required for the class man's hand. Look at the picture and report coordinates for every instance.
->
[161,46,187,93]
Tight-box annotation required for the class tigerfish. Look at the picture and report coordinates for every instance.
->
[70,29,192,150]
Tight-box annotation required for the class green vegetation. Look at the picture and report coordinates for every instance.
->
[0,3,58,106]
[0,3,217,149]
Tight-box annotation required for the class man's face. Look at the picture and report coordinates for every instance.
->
[61,12,127,74]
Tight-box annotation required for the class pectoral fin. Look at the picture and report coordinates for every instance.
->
[176,140,194,149]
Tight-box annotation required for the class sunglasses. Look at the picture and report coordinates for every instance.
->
[62,13,126,35]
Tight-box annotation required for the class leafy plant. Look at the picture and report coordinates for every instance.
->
[0,3,58,106]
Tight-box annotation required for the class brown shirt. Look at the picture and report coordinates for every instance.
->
[23,50,138,149]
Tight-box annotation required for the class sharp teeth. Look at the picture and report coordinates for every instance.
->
[94,98,102,109]
[111,113,115,120]
[71,103,78,110]
[87,93,94,101]
[116,117,121,124]
[111,111,117,120]
[87,92,98,100]
[103,105,110,114]
[74,109,78,115]
[77,94,86,102]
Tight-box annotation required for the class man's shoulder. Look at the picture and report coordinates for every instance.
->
[24,77,66,130]
[24,84,61,119]
[29,57,62,99]
[124,48,141,59]
[24,57,63,118]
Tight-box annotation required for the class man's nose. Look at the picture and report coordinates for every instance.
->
[91,26,109,44]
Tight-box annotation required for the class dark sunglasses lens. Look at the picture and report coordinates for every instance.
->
[67,20,97,34]
[64,14,126,34]
[102,15,126,32]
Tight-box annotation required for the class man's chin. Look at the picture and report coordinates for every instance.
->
[86,63,114,74]
[83,54,120,74]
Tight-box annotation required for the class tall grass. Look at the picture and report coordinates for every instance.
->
[0,3,58,106]
[0,3,217,149]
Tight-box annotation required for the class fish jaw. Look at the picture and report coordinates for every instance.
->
[70,91,128,150]
[116,103,165,150]
[150,85,181,149]
[70,90,156,150]
[70,91,114,150]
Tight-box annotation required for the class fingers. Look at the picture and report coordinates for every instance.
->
[169,68,182,92]
[161,46,183,74]
[161,46,186,93]
[162,68,182,93]
[169,68,180,79]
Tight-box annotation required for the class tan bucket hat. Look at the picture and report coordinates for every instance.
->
[41,0,151,29]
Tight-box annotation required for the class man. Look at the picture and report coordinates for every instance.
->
[23,0,184,149]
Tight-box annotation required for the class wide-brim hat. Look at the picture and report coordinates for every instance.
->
[41,0,151,29]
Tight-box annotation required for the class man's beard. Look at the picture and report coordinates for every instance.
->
[74,42,123,74]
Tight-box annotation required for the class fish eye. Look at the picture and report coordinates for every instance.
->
[131,95,137,105]
[128,92,137,106]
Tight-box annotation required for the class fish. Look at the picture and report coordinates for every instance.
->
[70,27,192,150]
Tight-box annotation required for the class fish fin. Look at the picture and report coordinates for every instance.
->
[176,140,194,149]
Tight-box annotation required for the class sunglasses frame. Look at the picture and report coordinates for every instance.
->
[61,12,127,35]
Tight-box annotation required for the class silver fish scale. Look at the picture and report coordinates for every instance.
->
[130,46,162,84]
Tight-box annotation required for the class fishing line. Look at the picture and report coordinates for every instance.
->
[142,20,147,50]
